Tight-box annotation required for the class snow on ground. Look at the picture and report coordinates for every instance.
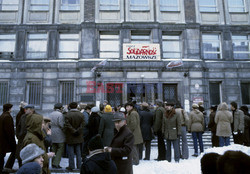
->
[5,144,250,174]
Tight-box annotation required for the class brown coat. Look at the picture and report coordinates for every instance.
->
[215,103,233,137]
[188,109,204,132]
[126,110,143,145]
[0,111,16,153]
[110,125,134,174]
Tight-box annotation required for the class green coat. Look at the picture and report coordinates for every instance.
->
[153,106,165,132]
[22,114,50,174]
[162,111,181,140]
[98,112,114,146]
[126,110,143,145]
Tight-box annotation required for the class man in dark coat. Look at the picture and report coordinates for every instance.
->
[88,107,101,140]
[138,102,154,160]
[0,103,16,173]
[64,102,85,170]
[208,105,219,147]
[153,99,166,161]
[81,134,117,174]
[105,113,134,174]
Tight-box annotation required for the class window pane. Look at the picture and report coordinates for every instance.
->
[202,34,221,59]
[99,31,119,58]
[228,0,245,12]
[0,34,16,58]
[241,83,250,104]
[130,0,149,11]
[30,0,49,11]
[199,0,217,12]
[60,81,74,105]
[59,34,79,58]
[232,35,250,59]
[61,0,80,10]
[209,82,221,105]
[0,0,19,11]
[0,82,9,105]
[100,0,119,10]
[160,0,179,11]
[162,34,181,59]
[27,81,41,106]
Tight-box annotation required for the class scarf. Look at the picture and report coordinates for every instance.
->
[165,109,175,119]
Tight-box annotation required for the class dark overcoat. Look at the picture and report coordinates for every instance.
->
[139,109,154,141]
[98,112,114,146]
[110,125,134,174]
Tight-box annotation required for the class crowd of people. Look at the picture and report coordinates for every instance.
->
[0,99,249,174]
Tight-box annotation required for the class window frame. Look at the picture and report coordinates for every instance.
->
[162,33,182,59]
[241,82,250,105]
[130,30,151,44]
[0,34,16,59]
[0,0,19,11]
[0,81,9,106]
[130,0,150,11]
[26,33,48,59]
[99,0,120,11]
[29,0,50,11]
[26,81,42,108]
[232,34,250,59]
[60,0,80,11]
[58,33,80,59]
[160,0,180,12]
[59,80,75,105]
[198,0,218,12]
[209,81,222,106]
[228,0,246,13]
[202,33,222,59]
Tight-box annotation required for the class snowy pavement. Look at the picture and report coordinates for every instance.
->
[5,144,250,174]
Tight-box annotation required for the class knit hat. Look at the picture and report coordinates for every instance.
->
[20,144,45,164]
[104,105,112,112]
[120,107,126,112]
[17,162,41,174]
[91,106,100,113]
[88,134,104,151]
[113,112,126,122]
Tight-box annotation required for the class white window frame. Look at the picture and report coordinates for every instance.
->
[198,0,218,12]
[0,34,16,59]
[59,81,75,105]
[26,33,48,59]
[130,0,150,11]
[0,81,9,106]
[160,0,180,12]
[0,0,19,11]
[26,81,42,107]
[131,30,151,44]
[202,33,222,59]
[99,31,120,59]
[60,0,80,11]
[232,35,250,59]
[162,34,181,59]
[228,0,246,12]
[99,0,120,11]
[58,33,79,59]
[29,0,50,11]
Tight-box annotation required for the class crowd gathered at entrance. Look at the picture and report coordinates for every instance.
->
[0,99,249,174]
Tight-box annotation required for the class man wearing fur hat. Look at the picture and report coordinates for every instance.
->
[0,103,16,173]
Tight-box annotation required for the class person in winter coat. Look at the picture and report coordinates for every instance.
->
[175,102,189,159]
[188,104,205,157]
[162,103,181,162]
[138,102,154,160]
[153,99,166,161]
[22,113,55,174]
[214,103,233,147]
[82,104,92,158]
[208,105,219,147]
[0,104,16,173]
[230,102,245,145]
[88,107,101,140]
[239,106,250,146]
[18,143,45,174]
[49,103,65,168]
[42,117,52,152]
[98,105,115,146]
[105,113,134,174]
[80,134,117,174]
[125,102,143,165]
[64,102,85,171]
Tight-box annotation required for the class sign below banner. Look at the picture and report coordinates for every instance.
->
[123,44,161,61]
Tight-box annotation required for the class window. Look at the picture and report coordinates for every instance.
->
[228,0,246,12]
[241,83,250,104]
[162,34,181,59]
[26,33,47,59]
[202,34,221,59]
[60,81,74,105]
[130,0,149,11]
[199,0,217,12]
[107,83,123,107]
[59,33,79,58]
[0,0,19,11]
[30,0,49,11]
[131,30,151,44]
[0,34,15,59]
[100,0,119,11]
[26,81,42,106]
[61,0,80,11]
[100,31,120,58]
[209,82,221,105]
[163,84,177,103]
[232,35,250,59]
[160,0,179,11]
[0,81,9,106]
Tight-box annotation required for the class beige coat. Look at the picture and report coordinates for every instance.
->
[215,103,233,137]
[175,108,189,126]
[188,109,204,132]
